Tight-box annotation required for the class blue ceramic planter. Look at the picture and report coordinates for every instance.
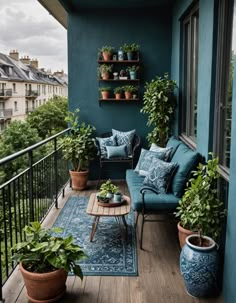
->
[127,52,133,60]
[180,235,219,298]
[129,71,136,80]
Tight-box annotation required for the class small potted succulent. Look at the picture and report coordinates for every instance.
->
[98,64,113,79]
[12,222,87,302]
[99,46,114,61]
[99,87,112,99]
[114,87,123,99]
[127,65,140,80]
[99,179,119,199]
[123,85,138,99]
[120,43,140,60]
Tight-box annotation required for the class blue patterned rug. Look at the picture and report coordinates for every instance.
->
[52,196,138,276]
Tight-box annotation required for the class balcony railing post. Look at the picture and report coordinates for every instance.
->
[0,230,5,303]
[54,138,58,209]
[28,150,34,222]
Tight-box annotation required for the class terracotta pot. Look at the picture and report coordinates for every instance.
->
[101,91,110,99]
[102,52,111,61]
[70,169,89,190]
[102,72,109,80]
[115,93,122,99]
[19,263,67,303]
[177,222,195,248]
[124,91,132,99]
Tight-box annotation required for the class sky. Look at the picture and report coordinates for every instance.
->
[0,0,68,73]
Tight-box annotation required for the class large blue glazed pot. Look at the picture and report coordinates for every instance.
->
[180,234,219,297]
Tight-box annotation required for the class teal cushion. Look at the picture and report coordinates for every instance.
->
[126,169,179,212]
[96,135,117,158]
[135,148,166,176]
[106,144,127,158]
[143,158,178,194]
[170,143,200,198]
[112,129,135,155]
[166,136,182,160]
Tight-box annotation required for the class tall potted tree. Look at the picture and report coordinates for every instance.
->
[12,222,87,302]
[140,73,177,147]
[62,108,96,190]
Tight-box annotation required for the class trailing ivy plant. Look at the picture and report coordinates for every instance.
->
[175,154,226,242]
[140,73,177,147]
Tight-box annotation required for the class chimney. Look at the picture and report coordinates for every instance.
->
[20,55,30,65]
[9,49,19,60]
[30,58,38,68]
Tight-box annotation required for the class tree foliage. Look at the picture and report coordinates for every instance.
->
[27,97,68,139]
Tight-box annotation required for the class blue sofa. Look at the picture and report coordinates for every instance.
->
[126,137,201,248]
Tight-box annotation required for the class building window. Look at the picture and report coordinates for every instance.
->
[13,83,16,92]
[14,101,18,112]
[214,0,234,173]
[181,3,199,142]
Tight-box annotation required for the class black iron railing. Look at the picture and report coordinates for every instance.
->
[25,90,38,97]
[0,109,13,119]
[0,129,70,301]
[0,89,12,98]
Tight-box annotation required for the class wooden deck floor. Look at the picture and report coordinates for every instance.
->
[3,181,223,303]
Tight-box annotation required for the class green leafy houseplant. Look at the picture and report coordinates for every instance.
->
[140,73,177,147]
[98,64,113,75]
[120,43,140,53]
[123,85,138,93]
[99,179,119,197]
[114,86,123,94]
[175,155,226,242]
[127,65,139,72]
[99,87,112,92]
[100,46,114,54]
[62,109,96,172]
[12,222,87,278]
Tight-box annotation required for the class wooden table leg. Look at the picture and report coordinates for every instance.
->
[90,216,100,242]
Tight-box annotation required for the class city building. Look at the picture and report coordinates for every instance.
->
[0,50,68,131]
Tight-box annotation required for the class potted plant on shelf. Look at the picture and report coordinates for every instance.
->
[98,64,113,80]
[140,73,177,147]
[99,87,112,99]
[127,65,140,80]
[123,85,138,99]
[114,87,123,99]
[120,43,140,60]
[175,154,226,248]
[99,46,114,61]
[61,108,96,190]
[12,221,87,303]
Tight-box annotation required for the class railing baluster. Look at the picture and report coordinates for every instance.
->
[28,151,34,222]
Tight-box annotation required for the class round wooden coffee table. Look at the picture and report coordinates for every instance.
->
[86,193,131,242]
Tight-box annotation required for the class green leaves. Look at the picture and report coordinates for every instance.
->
[11,222,86,279]
[140,73,177,146]
[175,155,226,242]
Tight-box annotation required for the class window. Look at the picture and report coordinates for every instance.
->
[13,83,16,92]
[181,3,199,142]
[14,101,18,112]
[214,0,234,172]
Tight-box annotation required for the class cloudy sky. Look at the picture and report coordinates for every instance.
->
[0,0,68,73]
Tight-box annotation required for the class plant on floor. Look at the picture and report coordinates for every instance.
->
[140,73,177,147]
[61,108,96,190]
[12,221,87,302]
[99,179,119,197]
[175,154,226,244]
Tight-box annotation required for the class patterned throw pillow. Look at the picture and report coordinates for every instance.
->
[150,143,173,161]
[135,148,166,176]
[96,135,117,158]
[112,129,135,156]
[143,158,178,194]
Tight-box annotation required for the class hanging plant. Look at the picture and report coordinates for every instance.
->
[140,73,177,147]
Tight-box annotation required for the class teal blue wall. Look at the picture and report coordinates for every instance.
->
[67,8,172,178]
[223,58,236,303]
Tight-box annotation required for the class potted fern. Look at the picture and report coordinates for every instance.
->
[123,85,138,99]
[61,109,96,190]
[12,222,87,302]
[99,87,112,99]
[114,87,123,99]
[140,73,177,147]
[98,64,113,79]
[100,46,114,61]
